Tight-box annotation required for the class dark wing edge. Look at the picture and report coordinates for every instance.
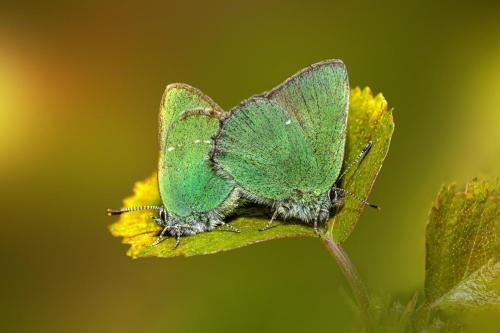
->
[162,83,225,114]
[159,83,225,149]
[266,59,346,98]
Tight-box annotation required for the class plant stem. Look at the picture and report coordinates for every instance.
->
[323,238,372,331]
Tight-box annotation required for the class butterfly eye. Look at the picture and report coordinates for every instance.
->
[160,209,167,221]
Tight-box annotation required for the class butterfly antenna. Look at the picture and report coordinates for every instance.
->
[337,141,372,182]
[334,187,380,210]
[107,205,163,216]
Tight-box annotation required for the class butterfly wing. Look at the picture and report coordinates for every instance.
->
[214,97,318,202]
[159,85,234,217]
[214,60,348,202]
[159,83,223,152]
[267,60,349,190]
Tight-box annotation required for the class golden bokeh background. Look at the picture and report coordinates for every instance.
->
[1,1,499,332]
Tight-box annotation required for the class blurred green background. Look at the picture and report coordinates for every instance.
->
[1,0,499,332]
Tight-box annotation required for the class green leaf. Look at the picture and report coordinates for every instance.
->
[425,177,500,311]
[435,260,500,310]
[327,87,394,241]
[109,87,394,258]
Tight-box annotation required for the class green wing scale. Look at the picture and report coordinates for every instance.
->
[213,97,317,201]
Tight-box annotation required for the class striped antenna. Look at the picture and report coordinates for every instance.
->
[333,187,379,210]
[331,141,379,210]
[337,141,372,182]
[107,205,163,216]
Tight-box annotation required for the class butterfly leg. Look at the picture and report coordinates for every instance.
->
[313,204,323,236]
[259,208,279,231]
[173,232,181,249]
[152,225,171,246]
[313,218,320,236]
[219,221,240,233]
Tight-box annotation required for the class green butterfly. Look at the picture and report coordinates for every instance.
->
[211,60,375,233]
[109,84,239,247]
